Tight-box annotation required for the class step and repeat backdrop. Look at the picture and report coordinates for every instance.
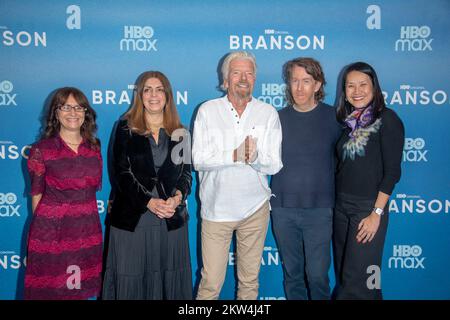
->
[1,0,449,300]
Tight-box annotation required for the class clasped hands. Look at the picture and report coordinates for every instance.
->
[147,191,182,219]
[233,135,258,163]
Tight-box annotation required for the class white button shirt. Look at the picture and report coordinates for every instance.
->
[192,96,283,222]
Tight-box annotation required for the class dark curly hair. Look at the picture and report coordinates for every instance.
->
[43,87,99,149]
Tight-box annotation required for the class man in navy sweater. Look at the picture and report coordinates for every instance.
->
[270,57,342,300]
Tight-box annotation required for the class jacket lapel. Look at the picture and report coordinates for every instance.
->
[134,133,157,177]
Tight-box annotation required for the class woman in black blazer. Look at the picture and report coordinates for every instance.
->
[102,71,193,300]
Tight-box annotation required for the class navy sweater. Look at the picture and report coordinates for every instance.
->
[271,103,342,208]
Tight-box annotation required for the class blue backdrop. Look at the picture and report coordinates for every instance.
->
[1,0,449,300]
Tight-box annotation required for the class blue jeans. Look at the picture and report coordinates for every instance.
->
[271,207,333,300]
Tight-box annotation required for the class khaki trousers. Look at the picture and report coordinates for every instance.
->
[196,201,270,300]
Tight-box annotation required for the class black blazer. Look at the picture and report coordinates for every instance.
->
[110,119,192,232]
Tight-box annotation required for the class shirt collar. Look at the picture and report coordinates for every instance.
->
[224,95,255,113]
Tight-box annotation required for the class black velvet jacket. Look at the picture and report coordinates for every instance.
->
[110,120,192,232]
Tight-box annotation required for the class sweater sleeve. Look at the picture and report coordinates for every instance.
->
[379,110,405,195]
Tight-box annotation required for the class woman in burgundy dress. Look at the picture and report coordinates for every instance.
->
[24,87,103,299]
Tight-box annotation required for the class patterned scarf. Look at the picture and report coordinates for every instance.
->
[344,104,375,139]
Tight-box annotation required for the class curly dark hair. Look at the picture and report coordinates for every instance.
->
[44,87,99,149]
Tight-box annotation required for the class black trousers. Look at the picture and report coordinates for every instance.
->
[333,193,389,300]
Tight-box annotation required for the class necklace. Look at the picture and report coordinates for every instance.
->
[61,136,82,145]
[59,132,82,150]
[148,121,164,134]
[149,125,162,132]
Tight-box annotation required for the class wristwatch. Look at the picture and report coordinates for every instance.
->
[373,207,384,216]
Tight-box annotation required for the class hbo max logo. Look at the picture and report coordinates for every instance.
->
[388,245,425,269]
[395,26,432,52]
[0,193,20,217]
[403,138,428,162]
[0,80,17,106]
[258,83,287,109]
[120,26,157,52]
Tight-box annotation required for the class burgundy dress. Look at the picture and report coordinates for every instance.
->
[24,135,103,300]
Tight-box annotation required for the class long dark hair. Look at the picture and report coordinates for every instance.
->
[44,87,99,148]
[125,71,182,136]
[336,62,386,124]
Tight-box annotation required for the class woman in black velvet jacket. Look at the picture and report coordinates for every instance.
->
[102,71,193,300]
[110,118,192,232]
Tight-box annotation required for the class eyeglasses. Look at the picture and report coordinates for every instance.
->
[58,104,87,113]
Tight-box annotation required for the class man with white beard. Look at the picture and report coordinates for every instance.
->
[192,51,283,300]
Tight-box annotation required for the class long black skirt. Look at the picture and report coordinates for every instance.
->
[102,211,192,300]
